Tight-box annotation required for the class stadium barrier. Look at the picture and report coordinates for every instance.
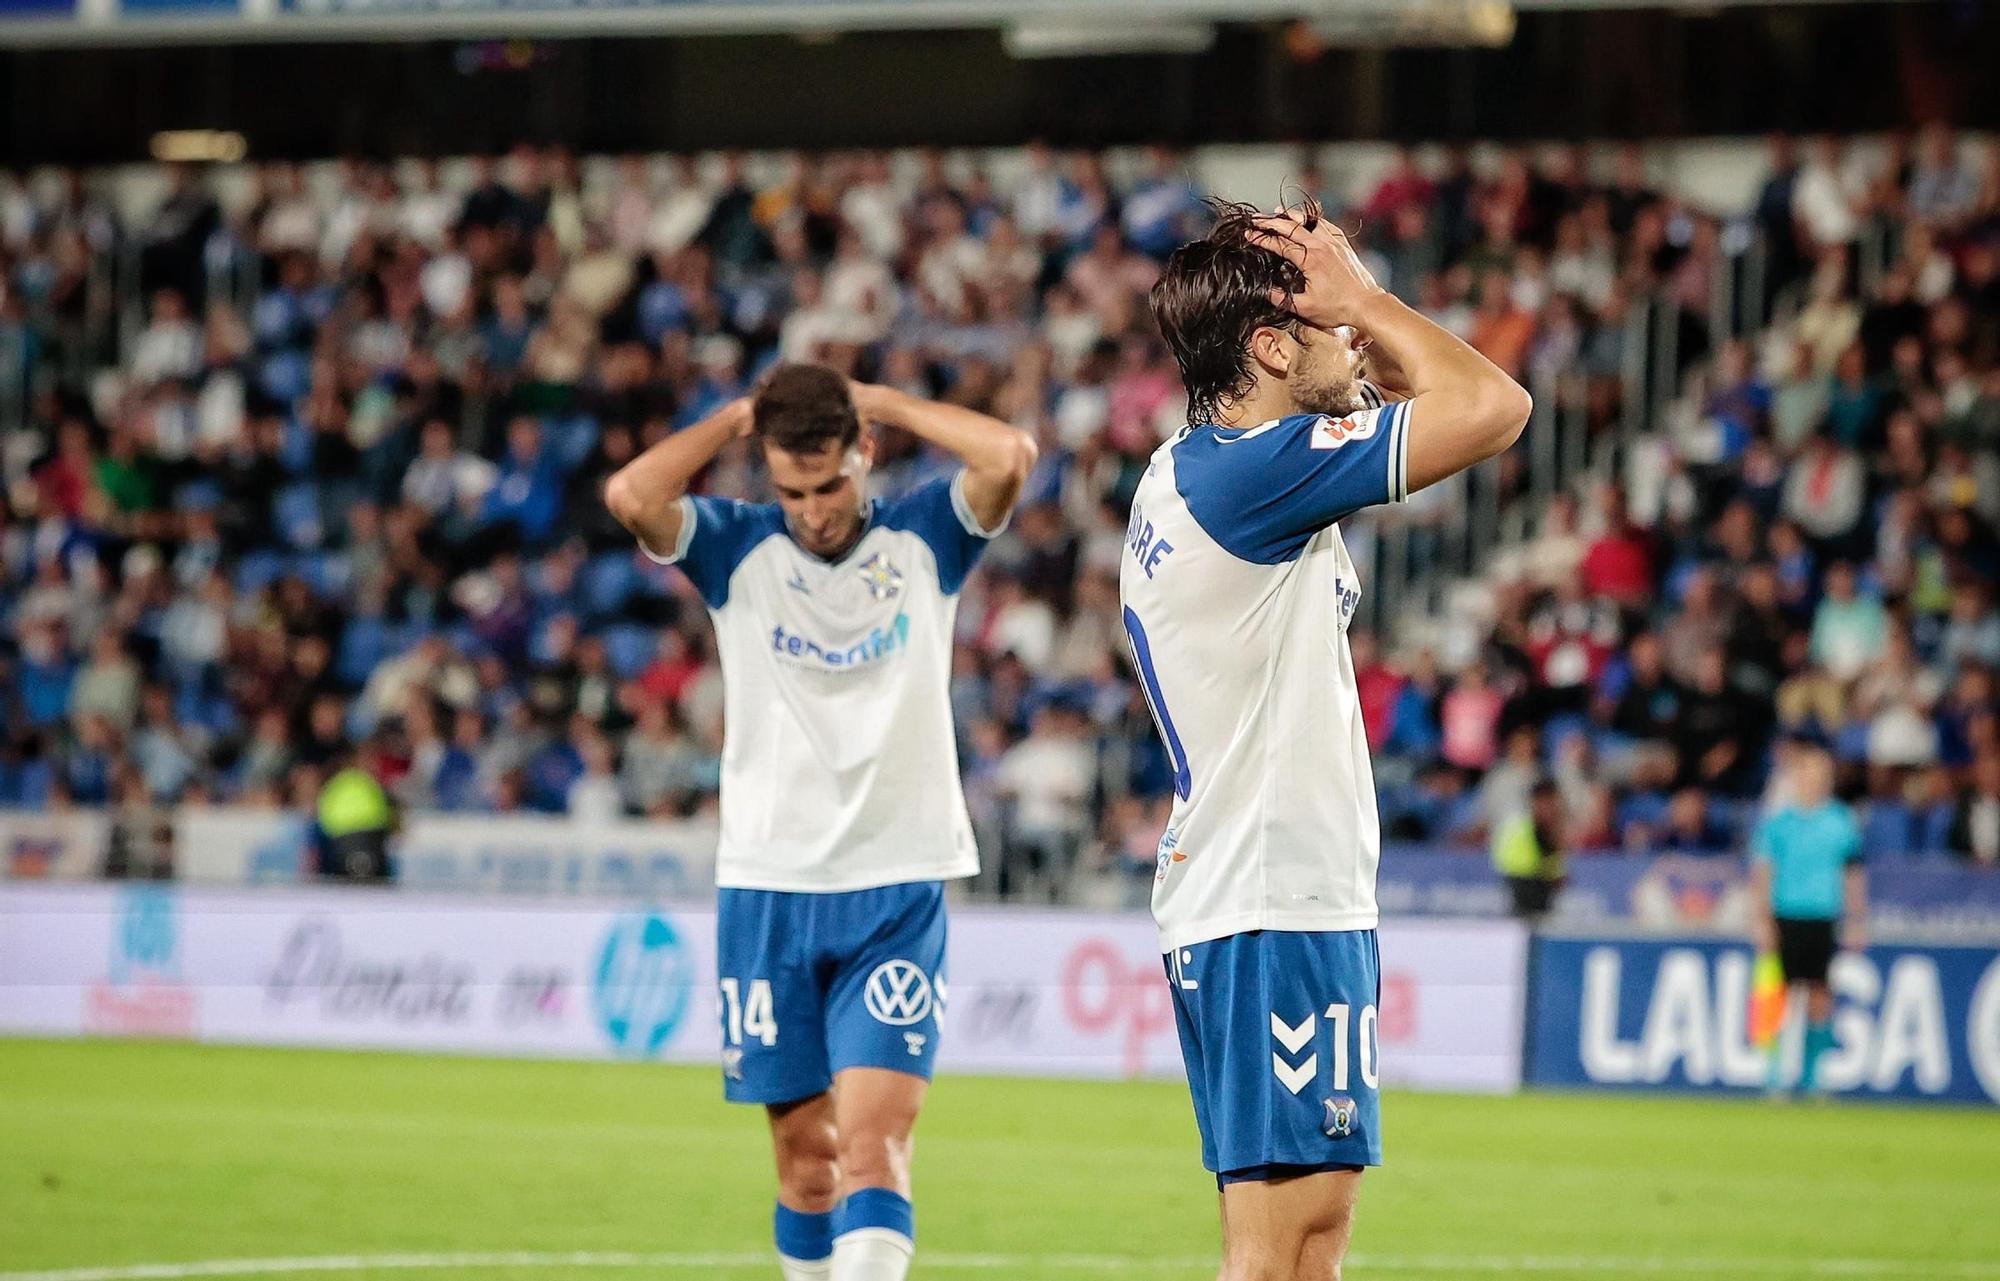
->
[1381,848,2000,941]
[0,809,111,880]
[0,807,719,900]
[14,808,2000,940]
[1525,933,2000,1105]
[0,880,1526,1092]
[14,810,2000,938]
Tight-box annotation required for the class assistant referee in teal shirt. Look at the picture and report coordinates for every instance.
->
[1750,741,1868,1095]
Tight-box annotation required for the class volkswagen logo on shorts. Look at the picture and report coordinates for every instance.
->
[863,959,934,1026]
[593,912,692,1058]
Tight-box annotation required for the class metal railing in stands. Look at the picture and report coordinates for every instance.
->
[53,216,1791,650]
[1363,226,1798,643]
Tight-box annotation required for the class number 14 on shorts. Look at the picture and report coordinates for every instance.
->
[720,977,778,1047]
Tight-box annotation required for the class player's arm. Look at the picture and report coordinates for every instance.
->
[1748,825,1778,953]
[1253,212,1530,494]
[1347,292,1531,492]
[1357,342,1412,403]
[602,397,754,558]
[850,383,1039,531]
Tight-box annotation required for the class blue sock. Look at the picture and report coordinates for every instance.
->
[832,1187,915,1244]
[1800,1019,1834,1091]
[775,1203,833,1264]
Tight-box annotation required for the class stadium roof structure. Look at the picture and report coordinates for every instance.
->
[0,0,1940,49]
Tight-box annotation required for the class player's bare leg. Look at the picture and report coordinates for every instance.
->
[1216,1169,1363,1281]
[768,1093,841,1280]
[827,1066,927,1281]
[1800,980,1836,1093]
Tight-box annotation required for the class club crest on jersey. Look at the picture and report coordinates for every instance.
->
[1322,1095,1357,1138]
[857,553,904,601]
[1308,413,1376,451]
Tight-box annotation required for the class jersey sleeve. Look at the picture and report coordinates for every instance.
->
[1839,811,1866,864]
[875,470,1007,595]
[1750,815,1776,865]
[1173,404,1410,564]
[638,495,780,609]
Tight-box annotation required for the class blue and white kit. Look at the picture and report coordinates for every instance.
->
[1118,391,1409,1180]
[644,471,1000,1102]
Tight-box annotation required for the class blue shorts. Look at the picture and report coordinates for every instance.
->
[715,881,947,1105]
[1166,928,1383,1183]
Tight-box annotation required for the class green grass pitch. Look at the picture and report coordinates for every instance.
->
[3,1038,1998,1280]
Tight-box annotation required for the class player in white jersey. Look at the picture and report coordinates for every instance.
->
[605,363,1036,1281]
[1121,201,1530,1280]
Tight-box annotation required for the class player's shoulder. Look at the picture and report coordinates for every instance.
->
[690,494,789,554]
[1173,406,1398,476]
[872,474,957,532]
[690,492,783,521]
[870,471,998,594]
[677,495,789,608]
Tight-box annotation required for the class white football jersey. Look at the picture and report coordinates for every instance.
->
[644,472,1001,892]
[1118,396,1411,952]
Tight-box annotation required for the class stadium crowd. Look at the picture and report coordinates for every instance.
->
[1,131,1998,895]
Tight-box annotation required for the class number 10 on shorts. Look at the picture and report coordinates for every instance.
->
[720,977,778,1047]
[1323,1002,1379,1091]
[1272,1001,1378,1095]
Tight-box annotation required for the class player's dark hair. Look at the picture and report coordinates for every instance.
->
[1149,196,1316,424]
[752,363,861,454]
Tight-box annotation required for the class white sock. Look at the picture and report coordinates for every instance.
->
[830,1228,914,1281]
[778,1254,832,1281]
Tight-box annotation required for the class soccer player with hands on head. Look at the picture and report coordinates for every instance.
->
[1121,197,1530,1281]
[606,364,1035,1281]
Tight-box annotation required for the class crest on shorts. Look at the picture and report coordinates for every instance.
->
[1322,1095,1357,1138]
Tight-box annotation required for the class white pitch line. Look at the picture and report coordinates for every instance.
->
[5,1251,2000,1281]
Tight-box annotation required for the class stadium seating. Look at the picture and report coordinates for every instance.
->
[1,132,1996,894]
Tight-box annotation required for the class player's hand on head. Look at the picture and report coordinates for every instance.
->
[1250,210,1385,330]
[848,380,898,426]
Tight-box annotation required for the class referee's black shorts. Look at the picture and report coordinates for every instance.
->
[1775,916,1839,985]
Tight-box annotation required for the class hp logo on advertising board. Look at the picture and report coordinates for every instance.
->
[593,912,693,1058]
[112,885,180,984]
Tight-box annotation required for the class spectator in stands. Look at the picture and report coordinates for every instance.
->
[1950,752,2000,865]
[1809,561,1888,681]
[316,750,397,880]
[0,136,1994,901]
[1491,777,1567,919]
[994,698,1098,901]
[69,631,141,734]
[1580,484,1655,606]
[1657,787,1731,856]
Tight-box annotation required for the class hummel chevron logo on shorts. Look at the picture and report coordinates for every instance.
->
[1271,1012,1317,1094]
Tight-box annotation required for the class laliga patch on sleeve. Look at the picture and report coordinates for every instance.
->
[1308,413,1377,451]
